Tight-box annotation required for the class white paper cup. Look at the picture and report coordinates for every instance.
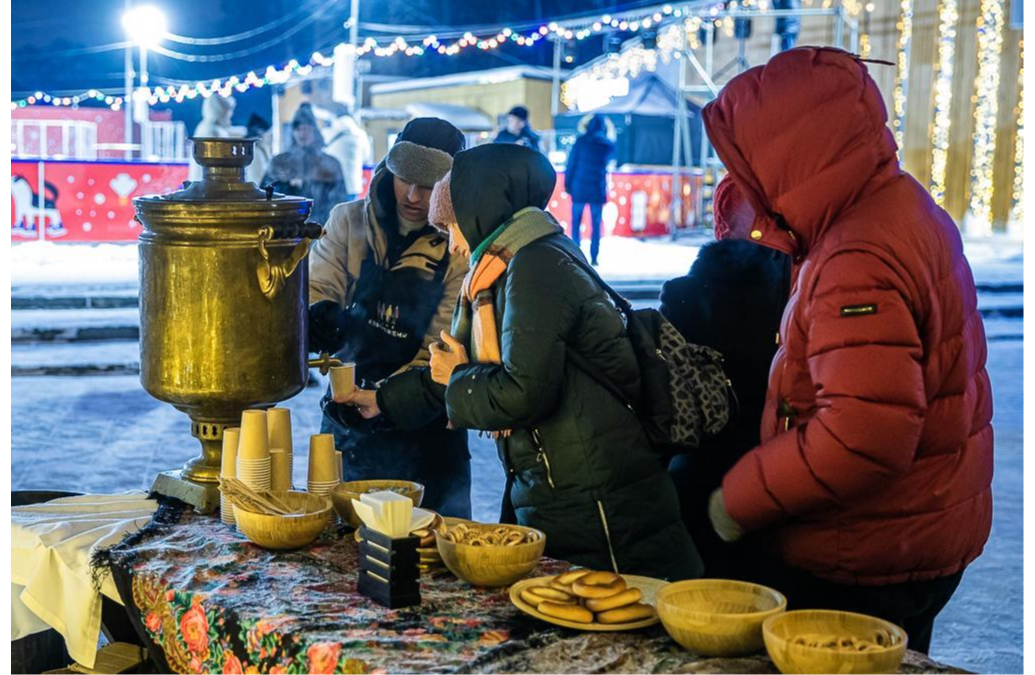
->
[329,363,356,403]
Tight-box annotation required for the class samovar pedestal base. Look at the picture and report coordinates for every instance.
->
[150,470,221,514]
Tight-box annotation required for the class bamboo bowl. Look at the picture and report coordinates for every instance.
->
[330,479,424,529]
[657,579,787,656]
[436,523,546,587]
[763,610,907,674]
[233,491,332,550]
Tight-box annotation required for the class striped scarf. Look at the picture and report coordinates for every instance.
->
[450,208,562,435]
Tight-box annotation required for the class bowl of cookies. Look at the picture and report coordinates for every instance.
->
[436,522,546,586]
[763,610,907,674]
[510,569,664,631]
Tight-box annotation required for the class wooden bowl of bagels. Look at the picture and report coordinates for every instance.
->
[436,522,546,587]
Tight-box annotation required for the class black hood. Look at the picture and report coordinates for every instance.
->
[450,144,557,250]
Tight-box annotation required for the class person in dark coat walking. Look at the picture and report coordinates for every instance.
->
[262,103,348,224]
[661,178,791,579]
[492,106,542,152]
[426,143,703,581]
[565,114,615,266]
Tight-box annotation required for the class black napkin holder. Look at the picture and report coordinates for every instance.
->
[357,526,421,609]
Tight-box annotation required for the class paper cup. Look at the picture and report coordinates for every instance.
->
[329,363,356,403]
[220,428,241,479]
[308,434,338,484]
[239,410,270,460]
[270,448,292,493]
[237,456,271,484]
[267,408,293,454]
[238,470,271,491]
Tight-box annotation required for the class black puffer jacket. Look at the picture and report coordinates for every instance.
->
[660,239,790,577]
[443,144,703,580]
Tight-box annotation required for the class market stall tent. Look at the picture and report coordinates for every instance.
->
[553,73,704,168]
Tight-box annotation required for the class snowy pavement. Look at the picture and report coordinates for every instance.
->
[11,234,1022,289]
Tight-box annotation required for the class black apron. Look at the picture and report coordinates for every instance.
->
[321,228,471,518]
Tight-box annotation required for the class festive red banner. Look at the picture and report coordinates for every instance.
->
[11,160,189,242]
[12,161,700,242]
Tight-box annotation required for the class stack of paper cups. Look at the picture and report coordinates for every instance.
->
[237,410,271,492]
[307,434,339,497]
[267,407,293,490]
[220,427,241,526]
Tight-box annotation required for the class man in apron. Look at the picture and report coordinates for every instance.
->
[307,118,471,518]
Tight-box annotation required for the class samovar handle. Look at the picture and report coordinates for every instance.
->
[256,223,325,300]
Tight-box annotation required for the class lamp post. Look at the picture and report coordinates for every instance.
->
[122,4,167,160]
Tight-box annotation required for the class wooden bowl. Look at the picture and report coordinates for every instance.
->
[330,480,424,528]
[436,523,546,587]
[657,579,787,656]
[233,491,332,550]
[763,610,907,674]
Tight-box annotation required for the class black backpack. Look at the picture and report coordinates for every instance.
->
[560,249,735,453]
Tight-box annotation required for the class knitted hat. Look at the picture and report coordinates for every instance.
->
[507,105,530,121]
[428,171,455,231]
[292,103,318,129]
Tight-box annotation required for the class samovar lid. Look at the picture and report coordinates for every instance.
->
[133,137,313,228]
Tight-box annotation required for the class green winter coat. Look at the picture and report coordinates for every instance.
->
[443,144,703,580]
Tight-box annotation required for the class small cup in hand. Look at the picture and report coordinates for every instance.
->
[330,362,356,403]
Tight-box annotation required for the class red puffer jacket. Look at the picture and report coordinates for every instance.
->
[703,47,993,586]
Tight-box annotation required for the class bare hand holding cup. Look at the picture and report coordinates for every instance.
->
[430,331,469,385]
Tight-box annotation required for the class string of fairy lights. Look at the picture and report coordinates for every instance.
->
[14,0,871,113]
[11,4,688,111]
[967,0,1005,233]
[891,0,912,151]
[928,0,958,207]
[11,1,1023,228]
[1010,40,1024,225]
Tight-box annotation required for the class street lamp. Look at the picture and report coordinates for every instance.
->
[122,5,167,159]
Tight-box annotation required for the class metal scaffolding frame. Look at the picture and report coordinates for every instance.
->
[660,3,859,233]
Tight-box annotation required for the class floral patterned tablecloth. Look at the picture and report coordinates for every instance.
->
[102,500,968,675]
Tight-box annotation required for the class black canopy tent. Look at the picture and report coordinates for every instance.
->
[554,73,704,167]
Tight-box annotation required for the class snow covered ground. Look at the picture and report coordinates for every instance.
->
[13,234,1020,288]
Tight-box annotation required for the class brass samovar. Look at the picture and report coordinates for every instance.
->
[134,138,323,511]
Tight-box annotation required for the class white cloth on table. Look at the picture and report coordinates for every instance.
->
[11,493,158,669]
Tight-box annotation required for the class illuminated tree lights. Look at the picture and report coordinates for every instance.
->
[967,0,1005,233]
[892,0,913,151]
[929,0,958,206]
[1010,41,1024,224]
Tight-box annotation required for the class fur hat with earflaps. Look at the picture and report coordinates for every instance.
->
[386,118,466,188]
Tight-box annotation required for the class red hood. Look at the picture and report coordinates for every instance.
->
[703,47,900,256]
